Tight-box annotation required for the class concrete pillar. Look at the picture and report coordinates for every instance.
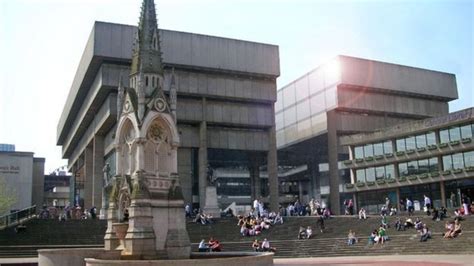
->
[440,180,446,207]
[396,187,401,211]
[327,111,341,214]
[267,123,279,212]
[83,145,94,210]
[308,159,320,200]
[198,121,208,209]
[92,136,104,209]
[298,181,303,201]
[249,154,261,200]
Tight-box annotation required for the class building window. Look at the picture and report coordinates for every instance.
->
[452,153,464,169]
[375,166,385,180]
[354,146,364,159]
[365,167,375,182]
[460,124,473,139]
[398,162,408,177]
[383,141,393,154]
[374,143,384,156]
[145,76,149,86]
[449,127,461,142]
[443,155,453,171]
[396,138,406,152]
[426,132,436,146]
[429,157,439,172]
[464,151,474,167]
[418,159,429,173]
[440,129,450,143]
[407,160,418,175]
[405,136,416,150]
[416,134,427,148]
[356,169,365,183]
[385,164,395,179]
[364,144,374,157]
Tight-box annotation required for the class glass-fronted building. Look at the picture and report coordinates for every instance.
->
[276,55,458,214]
[340,108,474,213]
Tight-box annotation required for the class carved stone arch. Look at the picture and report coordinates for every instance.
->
[115,116,139,176]
[140,112,179,146]
[117,177,131,221]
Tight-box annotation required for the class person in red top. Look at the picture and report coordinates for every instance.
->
[208,237,222,252]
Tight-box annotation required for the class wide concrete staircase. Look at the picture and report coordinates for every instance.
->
[186,214,474,258]
[0,214,473,258]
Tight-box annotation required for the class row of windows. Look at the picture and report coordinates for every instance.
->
[353,123,474,159]
[440,124,474,143]
[354,151,474,182]
[399,157,439,177]
[442,151,474,170]
[354,141,392,159]
[356,165,395,183]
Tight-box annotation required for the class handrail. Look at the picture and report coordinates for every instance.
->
[0,205,37,229]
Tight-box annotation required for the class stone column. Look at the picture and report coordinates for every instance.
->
[198,121,208,209]
[298,181,303,201]
[92,136,104,212]
[84,144,94,210]
[327,110,341,214]
[440,180,446,208]
[249,154,260,200]
[396,187,401,211]
[267,122,279,212]
[308,159,320,200]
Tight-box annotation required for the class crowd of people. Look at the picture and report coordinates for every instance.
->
[39,204,98,221]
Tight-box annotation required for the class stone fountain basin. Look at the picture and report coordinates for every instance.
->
[39,249,274,266]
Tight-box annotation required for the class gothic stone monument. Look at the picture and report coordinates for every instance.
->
[103,0,190,259]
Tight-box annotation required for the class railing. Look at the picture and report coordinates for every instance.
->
[0,205,36,229]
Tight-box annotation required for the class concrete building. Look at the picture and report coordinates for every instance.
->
[340,107,474,213]
[57,18,280,211]
[276,55,457,214]
[0,150,45,214]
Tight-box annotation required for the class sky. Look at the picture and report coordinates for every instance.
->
[0,0,472,174]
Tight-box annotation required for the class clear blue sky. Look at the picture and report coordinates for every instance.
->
[0,0,472,173]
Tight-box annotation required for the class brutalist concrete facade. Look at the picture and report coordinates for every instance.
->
[276,55,457,214]
[57,22,280,211]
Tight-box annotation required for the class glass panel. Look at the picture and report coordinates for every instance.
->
[396,138,406,152]
[283,106,297,126]
[365,167,375,182]
[323,58,341,86]
[460,124,473,139]
[354,146,364,159]
[297,118,312,139]
[418,159,429,174]
[405,136,416,150]
[407,160,418,175]
[296,99,311,120]
[429,157,439,172]
[364,144,374,157]
[385,165,395,179]
[375,166,385,180]
[426,132,436,146]
[308,68,325,95]
[309,91,326,115]
[464,151,474,167]
[275,113,284,130]
[324,86,337,110]
[439,129,450,143]
[442,155,453,171]
[276,90,283,112]
[276,130,285,147]
[383,141,393,154]
[282,83,296,108]
[373,143,384,156]
[416,134,427,148]
[452,153,464,169]
[398,162,408,177]
[356,169,365,183]
[295,76,309,102]
[449,127,461,142]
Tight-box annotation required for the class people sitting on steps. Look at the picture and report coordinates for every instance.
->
[359,208,367,220]
[208,237,222,252]
[420,223,432,242]
[261,238,276,252]
[347,230,358,245]
[198,239,209,252]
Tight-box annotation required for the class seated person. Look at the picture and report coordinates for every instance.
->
[378,225,387,244]
[261,238,276,252]
[450,219,462,238]
[440,207,447,220]
[347,230,357,245]
[389,207,397,216]
[405,218,414,229]
[395,217,405,231]
[298,226,307,239]
[273,213,284,225]
[368,229,378,245]
[306,226,313,239]
[443,221,454,238]
[454,208,464,218]
[380,205,388,216]
[358,208,367,220]
[420,224,431,242]
[252,239,261,252]
[198,239,209,252]
[381,215,389,228]
[432,208,440,221]
[208,237,222,252]
[415,218,423,231]
[15,224,27,233]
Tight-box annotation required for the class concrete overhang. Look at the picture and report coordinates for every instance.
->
[340,107,474,146]
[57,21,280,146]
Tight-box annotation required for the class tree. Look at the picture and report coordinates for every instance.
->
[0,176,16,216]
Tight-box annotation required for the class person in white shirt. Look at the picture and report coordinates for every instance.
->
[358,208,367,220]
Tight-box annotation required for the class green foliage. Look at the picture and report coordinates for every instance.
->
[0,176,16,215]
